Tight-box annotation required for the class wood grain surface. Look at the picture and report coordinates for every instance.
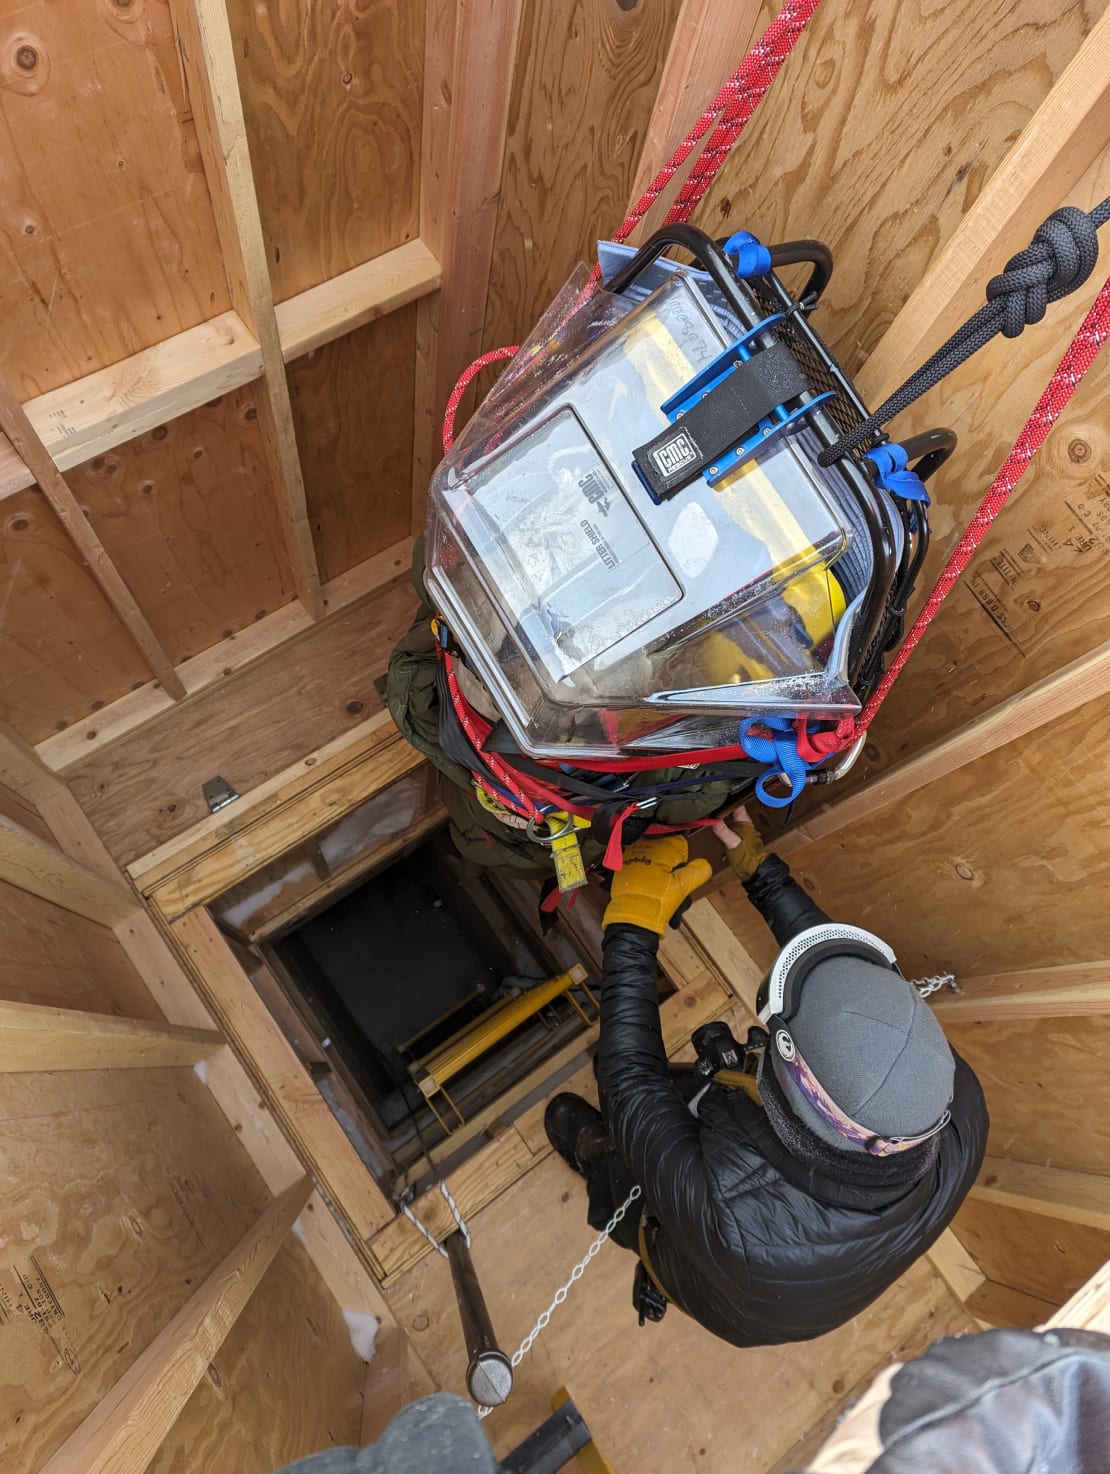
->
[67,388,297,666]
[288,307,419,581]
[0,0,228,398]
[227,0,422,303]
[954,1197,1110,1308]
[67,576,418,864]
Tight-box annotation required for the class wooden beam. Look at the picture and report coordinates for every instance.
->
[21,312,261,476]
[932,961,1110,1022]
[0,372,185,700]
[0,720,63,807]
[1046,1258,1110,1333]
[39,1176,312,1474]
[925,1228,986,1305]
[0,998,222,1072]
[411,0,524,527]
[623,0,763,244]
[858,8,1110,404]
[132,714,423,917]
[971,1158,1110,1233]
[0,813,136,927]
[169,909,396,1240]
[171,0,323,618]
[35,535,413,775]
[0,431,30,496]
[778,639,1110,857]
[679,897,764,1017]
[276,239,441,362]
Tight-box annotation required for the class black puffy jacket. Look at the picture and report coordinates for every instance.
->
[596,856,989,1348]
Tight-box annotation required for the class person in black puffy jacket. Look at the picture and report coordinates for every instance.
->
[544,811,989,1348]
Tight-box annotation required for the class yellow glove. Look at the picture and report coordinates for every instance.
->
[603,835,713,936]
[711,806,769,884]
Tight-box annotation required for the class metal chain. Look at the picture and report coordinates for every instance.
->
[475,1183,643,1420]
[912,973,961,1000]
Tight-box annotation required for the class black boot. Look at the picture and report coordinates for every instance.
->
[544,1093,608,1176]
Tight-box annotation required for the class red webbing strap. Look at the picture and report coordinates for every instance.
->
[441,0,822,453]
[825,272,1110,753]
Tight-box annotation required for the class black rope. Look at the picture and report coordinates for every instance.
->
[818,198,1110,467]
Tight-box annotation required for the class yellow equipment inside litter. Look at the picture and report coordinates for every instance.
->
[406,965,598,1132]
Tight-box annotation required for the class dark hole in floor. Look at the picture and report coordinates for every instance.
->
[268,833,596,1181]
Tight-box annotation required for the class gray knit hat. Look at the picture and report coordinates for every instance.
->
[769,955,955,1153]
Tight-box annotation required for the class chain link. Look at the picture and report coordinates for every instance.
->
[912,972,961,1001]
[475,1184,643,1420]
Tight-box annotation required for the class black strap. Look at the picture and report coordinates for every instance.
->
[633,341,809,499]
[820,199,1110,466]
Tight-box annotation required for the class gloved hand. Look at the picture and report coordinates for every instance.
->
[712,805,769,884]
[603,835,713,935]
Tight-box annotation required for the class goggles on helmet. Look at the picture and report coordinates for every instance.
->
[756,921,900,1024]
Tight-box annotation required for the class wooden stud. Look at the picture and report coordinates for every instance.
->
[39,1177,312,1474]
[778,638,1110,857]
[971,1158,1110,1233]
[0,373,185,700]
[0,813,136,928]
[858,7,1110,405]
[0,998,222,1073]
[0,720,63,808]
[925,1228,987,1306]
[622,0,763,243]
[34,536,414,776]
[1047,1258,1110,1333]
[679,897,764,1017]
[170,0,323,618]
[276,240,442,363]
[932,960,1110,1022]
[169,908,396,1241]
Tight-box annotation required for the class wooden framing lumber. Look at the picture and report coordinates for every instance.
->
[275,240,442,362]
[858,7,1110,404]
[171,0,323,618]
[967,1280,1057,1332]
[21,311,261,475]
[679,897,764,1017]
[0,372,186,700]
[169,908,396,1240]
[39,1176,312,1474]
[932,961,1110,1022]
[925,1228,987,1306]
[0,720,63,807]
[1047,1258,1110,1333]
[777,638,1110,858]
[623,0,763,243]
[971,1158,1110,1233]
[0,812,136,927]
[0,998,222,1072]
[131,713,423,918]
[35,536,414,774]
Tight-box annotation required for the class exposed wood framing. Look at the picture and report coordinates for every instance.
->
[1047,1258,1110,1333]
[0,720,64,808]
[0,998,222,1073]
[858,6,1110,404]
[39,1177,312,1474]
[925,1228,987,1305]
[131,712,423,917]
[967,1280,1057,1332]
[0,812,136,927]
[679,897,764,1016]
[777,638,1110,857]
[0,373,186,700]
[971,1158,1110,1232]
[623,0,763,242]
[171,0,322,617]
[932,960,1110,1022]
[411,0,524,525]
[170,907,397,1241]
[35,536,413,774]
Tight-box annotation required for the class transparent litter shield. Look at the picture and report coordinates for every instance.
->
[425,266,858,760]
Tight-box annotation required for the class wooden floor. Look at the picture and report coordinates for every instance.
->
[383,1154,975,1472]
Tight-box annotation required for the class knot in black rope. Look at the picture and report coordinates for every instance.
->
[818,193,1109,468]
[985,206,1100,337]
